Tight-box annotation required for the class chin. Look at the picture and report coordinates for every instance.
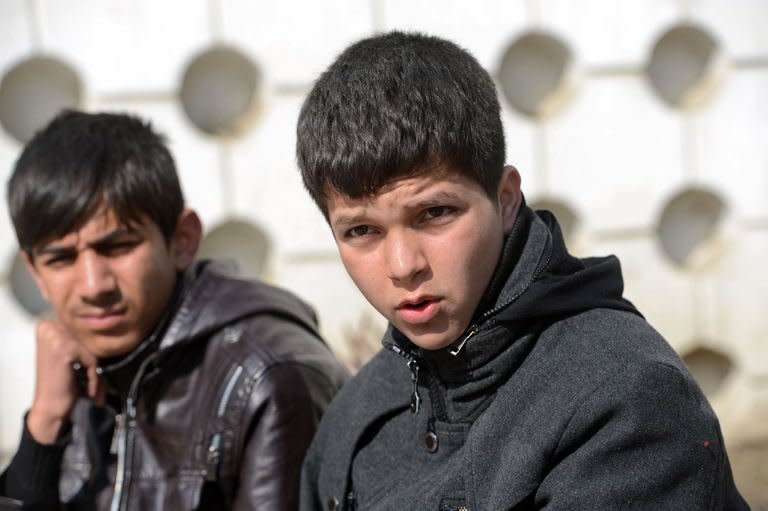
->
[405,331,455,351]
[83,335,141,360]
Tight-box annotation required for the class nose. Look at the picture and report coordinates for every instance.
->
[77,251,118,303]
[385,229,427,284]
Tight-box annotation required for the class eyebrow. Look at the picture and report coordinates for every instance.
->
[330,213,367,229]
[35,227,140,257]
[407,190,465,207]
[331,190,466,228]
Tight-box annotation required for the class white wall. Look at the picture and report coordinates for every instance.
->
[0,1,766,499]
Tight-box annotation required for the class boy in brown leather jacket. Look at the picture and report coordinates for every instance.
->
[0,110,347,510]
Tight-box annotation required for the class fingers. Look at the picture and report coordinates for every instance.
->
[93,377,108,407]
[30,320,107,442]
[74,336,106,403]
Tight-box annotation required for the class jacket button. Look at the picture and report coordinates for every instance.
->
[326,496,340,511]
[424,430,439,453]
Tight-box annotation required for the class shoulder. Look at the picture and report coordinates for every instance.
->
[531,308,718,440]
[494,308,714,438]
[302,349,408,497]
[185,265,341,379]
[204,315,348,417]
[534,308,689,387]
[180,271,348,419]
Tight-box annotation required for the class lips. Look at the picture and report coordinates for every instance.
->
[396,296,441,324]
[79,309,127,332]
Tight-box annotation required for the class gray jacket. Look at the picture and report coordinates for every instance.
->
[301,207,748,510]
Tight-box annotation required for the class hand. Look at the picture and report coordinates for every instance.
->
[26,320,107,444]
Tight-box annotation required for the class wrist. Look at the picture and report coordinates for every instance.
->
[26,406,68,444]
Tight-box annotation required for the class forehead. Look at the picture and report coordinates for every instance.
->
[34,207,148,250]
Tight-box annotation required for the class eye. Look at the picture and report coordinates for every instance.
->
[99,240,141,257]
[345,225,376,239]
[42,253,76,267]
[423,206,456,221]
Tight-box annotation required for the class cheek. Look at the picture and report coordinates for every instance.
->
[116,252,172,303]
[340,252,386,304]
[341,255,372,290]
[456,224,503,287]
[39,274,72,308]
[455,223,500,265]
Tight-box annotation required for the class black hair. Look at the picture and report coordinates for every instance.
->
[296,31,505,217]
[7,110,184,258]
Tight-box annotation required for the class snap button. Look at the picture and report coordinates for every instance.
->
[424,430,439,453]
[326,496,340,511]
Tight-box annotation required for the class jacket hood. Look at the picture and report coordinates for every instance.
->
[99,260,320,396]
[489,206,639,325]
[159,260,320,349]
[390,205,641,396]
[389,205,640,356]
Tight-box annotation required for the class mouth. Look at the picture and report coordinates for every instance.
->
[79,309,127,332]
[396,296,441,324]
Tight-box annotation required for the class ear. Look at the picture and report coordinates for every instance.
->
[23,253,50,301]
[497,165,522,234]
[170,209,202,271]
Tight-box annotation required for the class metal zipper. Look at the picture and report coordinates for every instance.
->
[388,344,422,414]
[110,413,123,455]
[448,325,479,356]
[110,353,158,511]
[110,414,127,511]
[205,364,244,481]
[205,433,222,481]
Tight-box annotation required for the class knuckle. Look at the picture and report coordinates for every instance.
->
[36,322,74,355]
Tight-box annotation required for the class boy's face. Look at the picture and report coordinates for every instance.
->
[327,166,520,351]
[26,207,200,359]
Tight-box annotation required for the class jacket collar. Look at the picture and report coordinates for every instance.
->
[387,205,639,421]
[98,259,321,398]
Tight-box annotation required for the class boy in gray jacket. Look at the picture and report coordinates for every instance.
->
[296,31,748,510]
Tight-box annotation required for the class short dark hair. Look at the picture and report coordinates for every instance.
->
[296,31,505,216]
[8,110,184,258]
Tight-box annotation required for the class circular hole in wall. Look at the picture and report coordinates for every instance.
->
[647,24,723,109]
[682,345,733,397]
[497,31,574,119]
[197,219,271,279]
[9,252,50,316]
[529,197,580,244]
[0,56,83,143]
[656,187,727,269]
[180,46,262,136]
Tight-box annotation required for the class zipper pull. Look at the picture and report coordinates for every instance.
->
[407,359,421,414]
[205,433,222,481]
[448,325,478,356]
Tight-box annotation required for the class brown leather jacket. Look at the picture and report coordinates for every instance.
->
[0,261,348,510]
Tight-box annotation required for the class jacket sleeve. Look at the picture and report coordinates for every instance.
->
[299,427,324,511]
[0,417,67,510]
[232,362,324,511]
[535,361,749,510]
